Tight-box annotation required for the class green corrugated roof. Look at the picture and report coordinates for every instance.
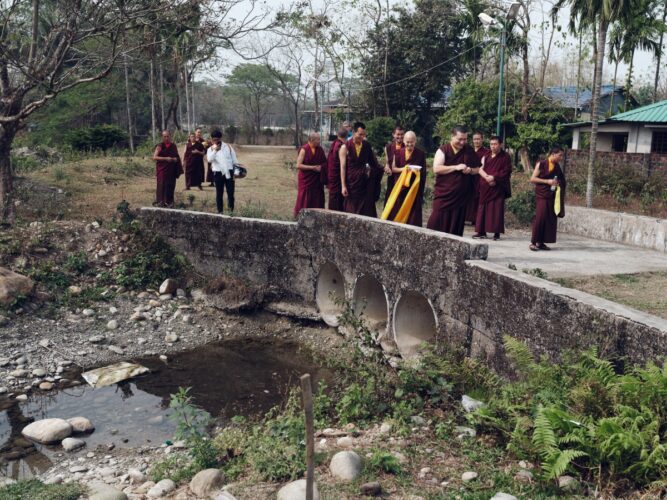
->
[609,99,667,123]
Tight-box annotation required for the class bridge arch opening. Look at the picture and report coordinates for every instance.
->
[393,291,437,357]
[352,275,389,335]
[316,261,346,327]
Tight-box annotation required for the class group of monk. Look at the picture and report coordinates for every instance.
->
[294,122,566,251]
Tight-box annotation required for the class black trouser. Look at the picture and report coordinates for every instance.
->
[214,172,235,213]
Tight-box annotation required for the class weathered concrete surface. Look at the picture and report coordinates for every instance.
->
[559,206,667,253]
[471,228,667,277]
[140,207,667,368]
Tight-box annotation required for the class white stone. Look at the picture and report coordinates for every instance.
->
[455,426,477,439]
[159,279,178,295]
[490,494,518,500]
[62,437,85,452]
[109,306,118,314]
[176,288,186,298]
[558,475,579,492]
[108,345,124,355]
[379,422,392,434]
[130,312,146,321]
[277,479,320,500]
[135,481,155,494]
[189,469,225,497]
[147,479,176,498]
[461,471,478,482]
[336,436,354,448]
[15,394,27,401]
[68,286,82,296]
[0,267,34,306]
[70,465,88,473]
[107,320,118,330]
[514,469,533,483]
[128,469,146,484]
[410,415,426,426]
[39,381,54,391]
[164,333,179,343]
[10,368,28,377]
[68,416,95,433]
[212,492,238,500]
[82,308,95,317]
[0,387,7,394]
[22,418,72,443]
[329,450,362,481]
[32,368,46,377]
[418,467,431,479]
[461,395,485,413]
[87,481,128,500]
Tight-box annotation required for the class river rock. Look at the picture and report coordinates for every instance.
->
[147,479,176,498]
[461,395,485,412]
[32,368,46,377]
[22,418,72,443]
[82,308,95,317]
[461,471,478,482]
[39,381,54,391]
[164,333,179,343]
[190,469,224,497]
[211,492,237,500]
[159,279,177,296]
[0,387,7,394]
[10,368,28,377]
[490,494,518,500]
[68,286,82,296]
[558,475,580,492]
[277,479,320,500]
[108,345,124,355]
[330,450,362,481]
[87,481,128,500]
[68,416,95,433]
[107,320,118,330]
[379,422,392,434]
[514,469,533,483]
[0,267,34,306]
[134,481,155,494]
[128,468,147,484]
[62,437,85,451]
[360,481,382,496]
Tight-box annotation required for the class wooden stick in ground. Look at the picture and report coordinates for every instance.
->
[300,373,315,500]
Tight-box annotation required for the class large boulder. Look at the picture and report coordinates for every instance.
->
[0,267,34,306]
[87,481,128,500]
[147,479,176,498]
[67,416,95,434]
[22,418,72,444]
[189,469,224,497]
[277,479,320,500]
[329,451,362,481]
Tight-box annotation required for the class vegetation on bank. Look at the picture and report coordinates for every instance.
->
[143,304,667,498]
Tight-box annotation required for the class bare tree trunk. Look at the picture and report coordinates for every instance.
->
[159,61,166,131]
[313,82,320,132]
[191,66,196,128]
[150,58,157,142]
[610,61,619,115]
[625,50,635,112]
[28,0,39,65]
[654,3,667,102]
[575,29,583,121]
[0,129,17,225]
[587,20,608,208]
[123,53,134,153]
[184,63,191,132]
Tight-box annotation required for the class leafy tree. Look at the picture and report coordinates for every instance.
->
[434,79,499,142]
[359,0,472,149]
[226,64,280,144]
[365,117,396,155]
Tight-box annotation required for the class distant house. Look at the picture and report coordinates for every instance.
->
[543,85,636,120]
[566,99,667,153]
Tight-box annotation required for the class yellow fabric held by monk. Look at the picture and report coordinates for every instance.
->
[381,167,421,224]
[355,143,362,156]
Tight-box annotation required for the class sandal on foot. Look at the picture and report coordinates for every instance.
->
[538,244,551,250]
[472,233,487,239]
[529,244,539,251]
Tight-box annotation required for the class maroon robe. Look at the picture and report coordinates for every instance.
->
[465,146,490,224]
[531,159,566,245]
[386,147,427,227]
[384,142,404,205]
[475,150,512,235]
[343,139,381,217]
[327,138,345,211]
[155,142,182,208]
[427,143,481,236]
[204,140,214,184]
[294,144,326,217]
[184,140,205,189]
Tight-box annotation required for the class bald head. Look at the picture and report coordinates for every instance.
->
[308,132,321,147]
[404,131,417,151]
[337,127,347,139]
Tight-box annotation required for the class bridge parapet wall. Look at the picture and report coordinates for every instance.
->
[140,207,667,369]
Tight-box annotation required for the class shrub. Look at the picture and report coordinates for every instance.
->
[66,124,127,151]
[0,479,83,500]
[368,450,402,474]
[507,189,535,225]
[11,154,42,174]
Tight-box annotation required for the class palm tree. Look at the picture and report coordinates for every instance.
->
[653,1,667,102]
[607,23,623,115]
[553,0,636,208]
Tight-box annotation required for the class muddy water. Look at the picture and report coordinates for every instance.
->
[0,338,330,480]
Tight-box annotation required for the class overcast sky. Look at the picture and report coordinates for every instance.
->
[207,0,660,89]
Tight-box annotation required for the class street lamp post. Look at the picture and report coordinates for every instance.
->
[479,2,520,139]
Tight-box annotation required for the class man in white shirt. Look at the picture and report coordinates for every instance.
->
[206,129,238,214]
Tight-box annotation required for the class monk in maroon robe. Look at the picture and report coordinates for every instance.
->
[294,132,326,217]
[466,132,490,224]
[184,133,205,190]
[340,121,383,217]
[383,126,405,205]
[473,135,512,240]
[385,131,427,227]
[327,127,347,211]
[530,147,567,251]
[152,130,182,208]
[426,126,481,236]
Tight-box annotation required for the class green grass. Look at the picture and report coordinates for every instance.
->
[0,479,84,500]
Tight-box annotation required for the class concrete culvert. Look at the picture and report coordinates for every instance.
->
[352,275,389,334]
[393,291,437,357]
[316,262,346,327]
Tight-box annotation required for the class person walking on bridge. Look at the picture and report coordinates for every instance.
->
[152,130,182,208]
[529,146,566,251]
[294,132,326,217]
